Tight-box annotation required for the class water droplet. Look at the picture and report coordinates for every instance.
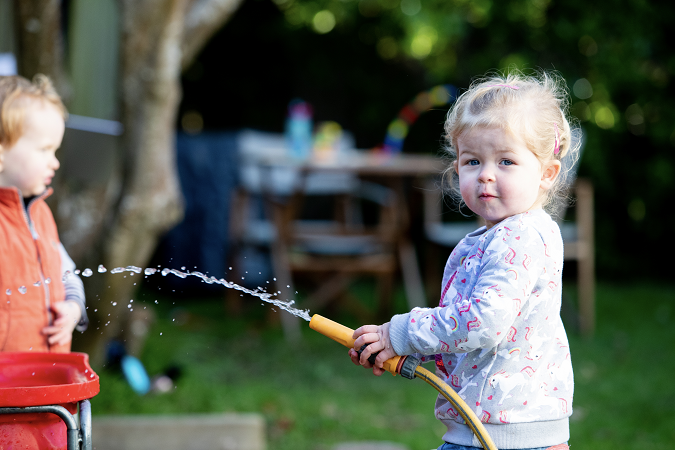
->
[161,268,170,276]
[74,269,81,275]
[82,268,93,277]
[287,285,290,288]
[181,266,186,270]
[160,332,163,335]
[172,318,175,321]
[144,268,157,276]
[29,347,32,350]
[126,266,142,274]
[18,286,27,294]
[5,289,11,295]
[229,267,232,270]
[32,372,35,376]
[110,267,124,274]
[112,302,117,306]
[34,281,41,287]
[155,300,159,304]
[94,309,97,312]
[98,265,107,273]
[273,278,277,281]
[90,373,94,378]
[127,304,132,308]
[45,278,51,284]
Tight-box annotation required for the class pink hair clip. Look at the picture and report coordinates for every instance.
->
[486,84,519,90]
[553,123,560,155]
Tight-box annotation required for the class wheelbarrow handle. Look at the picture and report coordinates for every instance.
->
[80,399,92,450]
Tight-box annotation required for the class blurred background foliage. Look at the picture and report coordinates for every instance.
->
[180,0,674,281]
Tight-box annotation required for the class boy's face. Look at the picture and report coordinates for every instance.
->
[0,102,64,196]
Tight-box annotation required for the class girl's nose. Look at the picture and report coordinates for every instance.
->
[51,156,60,171]
[478,165,495,183]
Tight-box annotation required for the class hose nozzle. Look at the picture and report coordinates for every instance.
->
[309,314,414,377]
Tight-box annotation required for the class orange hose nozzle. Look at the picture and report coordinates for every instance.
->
[309,314,402,376]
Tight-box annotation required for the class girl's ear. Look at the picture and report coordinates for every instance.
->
[453,160,459,175]
[540,159,561,190]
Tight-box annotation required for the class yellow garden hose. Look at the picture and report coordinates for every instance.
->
[309,314,498,450]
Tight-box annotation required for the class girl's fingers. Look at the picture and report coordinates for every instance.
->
[348,348,361,366]
[352,325,380,339]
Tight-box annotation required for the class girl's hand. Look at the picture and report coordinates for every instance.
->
[42,301,81,346]
[348,322,398,376]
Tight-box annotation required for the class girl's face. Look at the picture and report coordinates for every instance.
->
[0,102,64,197]
[454,127,560,229]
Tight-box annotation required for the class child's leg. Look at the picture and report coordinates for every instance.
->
[437,443,569,450]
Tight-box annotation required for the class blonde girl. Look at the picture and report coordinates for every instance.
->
[350,70,580,450]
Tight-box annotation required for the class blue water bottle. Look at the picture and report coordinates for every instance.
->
[285,99,313,160]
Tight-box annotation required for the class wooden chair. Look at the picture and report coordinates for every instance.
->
[267,173,402,321]
[559,177,595,336]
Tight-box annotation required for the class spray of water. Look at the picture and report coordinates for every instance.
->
[53,265,312,322]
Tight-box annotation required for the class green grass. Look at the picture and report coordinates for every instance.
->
[90,282,675,450]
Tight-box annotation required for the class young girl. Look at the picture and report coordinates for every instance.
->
[349,71,580,450]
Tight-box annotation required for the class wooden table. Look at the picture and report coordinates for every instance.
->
[249,151,445,339]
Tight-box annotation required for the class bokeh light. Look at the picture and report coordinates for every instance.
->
[312,10,336,34]
[410,26,437,59]
[181,110,204,134]
[573,78,593,99]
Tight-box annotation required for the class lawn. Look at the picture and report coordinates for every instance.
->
[90,281,675,450]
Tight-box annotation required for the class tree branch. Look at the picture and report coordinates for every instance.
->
[181,0,246,71]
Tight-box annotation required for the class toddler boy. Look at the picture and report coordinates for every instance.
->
[0,74,87,352]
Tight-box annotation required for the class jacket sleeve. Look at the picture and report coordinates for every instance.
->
[390,224,546,356]
[59,244,89,331]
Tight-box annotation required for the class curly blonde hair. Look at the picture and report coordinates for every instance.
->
[0,74,67,148]
[443,70,581,217]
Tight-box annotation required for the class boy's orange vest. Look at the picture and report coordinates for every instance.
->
[0,187,69,353]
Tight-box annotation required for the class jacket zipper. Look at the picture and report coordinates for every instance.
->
[20,192,53,349]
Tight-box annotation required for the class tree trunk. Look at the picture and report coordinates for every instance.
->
[12,0,68,98]
[77,0,246,365]
[76,0,188,364]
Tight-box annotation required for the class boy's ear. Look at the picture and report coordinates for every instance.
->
[540,159,561,190]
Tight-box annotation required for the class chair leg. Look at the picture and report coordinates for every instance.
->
[398,238,427,309]
[376,272,395,320]
[425,242,443,306]
[303,273,355,311]
[269,240,302,342]
[575,178,595,337]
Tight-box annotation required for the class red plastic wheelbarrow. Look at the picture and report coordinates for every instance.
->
[0,352,100,450]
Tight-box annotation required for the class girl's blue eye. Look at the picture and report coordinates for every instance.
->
[468,160,479,166]
[501,159,514,166]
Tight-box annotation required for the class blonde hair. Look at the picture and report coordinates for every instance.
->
[443,69,581,217]
[0,74,67,148]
